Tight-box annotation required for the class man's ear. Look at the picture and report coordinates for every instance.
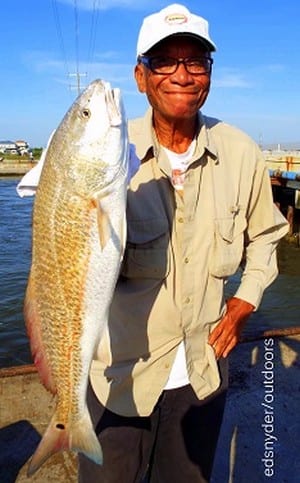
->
[134,64,147,93]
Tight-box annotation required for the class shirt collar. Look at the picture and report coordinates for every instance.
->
[133,108,219,165]
[195,112,218,164]
[133,108,154,162]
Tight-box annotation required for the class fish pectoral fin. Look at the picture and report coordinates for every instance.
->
[27,409,103,476]
[96,201,111,250]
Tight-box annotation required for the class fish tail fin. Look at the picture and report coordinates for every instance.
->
[71,408,103,465]
[27,409,103,476]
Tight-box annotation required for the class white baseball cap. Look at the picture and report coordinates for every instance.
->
[136,3,216,58]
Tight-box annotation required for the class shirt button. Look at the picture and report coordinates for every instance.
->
[165,363,170,369]
[178,217,184,223]
[184,257,189,264]
[185,297,191,304]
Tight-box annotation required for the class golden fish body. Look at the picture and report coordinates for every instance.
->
[25,79,128,475]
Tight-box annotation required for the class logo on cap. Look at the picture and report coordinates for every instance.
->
[165,13,188,25]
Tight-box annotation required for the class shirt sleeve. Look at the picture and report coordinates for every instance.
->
[234,149,289,308]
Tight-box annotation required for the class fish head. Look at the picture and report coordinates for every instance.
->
[50,79,129,195]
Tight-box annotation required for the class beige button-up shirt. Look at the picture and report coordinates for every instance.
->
[91,108,288,417]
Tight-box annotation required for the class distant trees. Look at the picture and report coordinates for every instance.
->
[31,148,43,159]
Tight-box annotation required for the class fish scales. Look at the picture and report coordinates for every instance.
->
[25,79,129,475]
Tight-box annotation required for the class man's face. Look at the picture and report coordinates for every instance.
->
[135,37,212,122]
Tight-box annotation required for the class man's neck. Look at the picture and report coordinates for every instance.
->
[153,112,198,154]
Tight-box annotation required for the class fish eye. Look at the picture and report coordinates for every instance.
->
[81,108,91,119]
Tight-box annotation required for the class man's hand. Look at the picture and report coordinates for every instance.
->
[208,297,255,359]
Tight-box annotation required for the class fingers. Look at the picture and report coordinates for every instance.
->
[208,297,254,359]
[208,313,242,359]
[209,330,239,359]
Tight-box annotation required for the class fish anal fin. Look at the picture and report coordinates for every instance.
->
[24,274,56,394]
[27,409,103,476]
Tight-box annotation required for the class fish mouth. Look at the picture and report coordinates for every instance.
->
[102,81,128,178]
[103,82,123,127]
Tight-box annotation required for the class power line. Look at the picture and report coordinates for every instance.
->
[73,0,80,81]
[51,0,70,76]
[86,0,101,81]
[71,0,86,94]
[69,72,87,96]
[51,0,101,95]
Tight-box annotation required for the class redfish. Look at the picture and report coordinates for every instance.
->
[24,79,128,475]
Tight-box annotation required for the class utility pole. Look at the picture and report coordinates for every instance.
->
[69,72,87,95]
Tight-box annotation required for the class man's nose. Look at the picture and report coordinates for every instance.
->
[170,62,193,83]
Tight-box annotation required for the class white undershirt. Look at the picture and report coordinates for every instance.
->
[163,139,196,191]
[162,140,196,390]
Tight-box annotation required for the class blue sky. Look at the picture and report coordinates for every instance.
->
[1,0,299,147]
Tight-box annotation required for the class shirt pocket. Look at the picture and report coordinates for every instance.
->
[121,218,170,280]
[209,212,247,278]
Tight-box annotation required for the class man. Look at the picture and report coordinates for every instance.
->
[79,4,288,482]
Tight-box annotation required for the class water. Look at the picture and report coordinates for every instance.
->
[0,178,34,366]
[0,177,300,368]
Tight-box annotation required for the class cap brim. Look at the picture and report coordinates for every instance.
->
[142,32,216,56]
